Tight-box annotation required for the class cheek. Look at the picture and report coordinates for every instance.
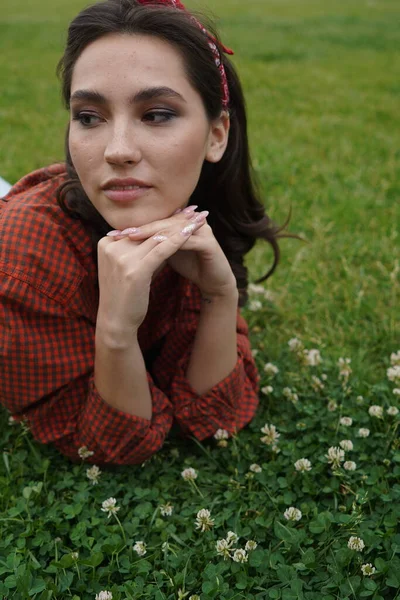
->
[160,132,208,185]
[69,135,96,179]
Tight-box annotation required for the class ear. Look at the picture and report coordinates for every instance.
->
[205,111,230,163]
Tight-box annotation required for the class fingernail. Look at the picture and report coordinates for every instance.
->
[121,227,140,235]
[173,208,182,215]
[107,230,122,237]
[194,210,209,222]
[181,223,196,236]
[183,205,198,214]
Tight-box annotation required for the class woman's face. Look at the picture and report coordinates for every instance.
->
[69,33,229,230]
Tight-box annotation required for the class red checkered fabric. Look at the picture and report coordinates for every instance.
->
[0,165,260,465]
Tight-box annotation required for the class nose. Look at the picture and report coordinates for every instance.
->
[104,121,142,165]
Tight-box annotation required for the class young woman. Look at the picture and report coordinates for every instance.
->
[0,0,287,465]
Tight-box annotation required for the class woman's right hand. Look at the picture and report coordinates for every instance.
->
[96,209,206,339]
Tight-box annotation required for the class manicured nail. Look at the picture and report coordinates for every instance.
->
[173,208,182,215]
[183,205,198,214]
[107,230,122,237]
[121,227,140,235]
[194,210,209,222]
[153,234,168,242]
[181,223,196,236]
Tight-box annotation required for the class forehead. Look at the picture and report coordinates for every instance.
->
[71,33,190,93]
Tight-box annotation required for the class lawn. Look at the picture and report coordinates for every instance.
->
[0,0,399,598]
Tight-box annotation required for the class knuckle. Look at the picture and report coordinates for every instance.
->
[103,244,116,258]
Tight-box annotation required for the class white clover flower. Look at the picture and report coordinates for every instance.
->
[338,357,352,372]
[249,300,262,311]
[358,428,370,438]
[271,444,280,454]
[195,509,214,532]
[393,388,400,396]
[288,338,304,353]
[245,540,258,551]
[326,446,345,468]
[311,375,325,392]
[232,549,248,563]
[368,405,383,418]
[181,467,198,481]
[361,563,376,576]
[284,507,302,521]
[71,552,79,560]
[387,406,399,416]
[356,395,364,404]
[78,446,94,459]
[261,385,273,395]
[327,400,338,412]
[101,498,120,518]
[321,373,328,380]
[217,439,228,448]
[348,536,365,551]
[133,541,147,556]
[8,415,17,426]
[86,465,101,485]
[387,365,400,385]
[339,440,353,451]
[159,503,173,516]
[260,423,280,446]
[390,350,400,366]
[304,349,322,366]
[344,461,357,471]
[338,357,352,384]
[95,592,113,600]
[249,463,262,473]
[214,429,229,440]
[340,417,352,426]
[251,349,259,357]
[226,531,239,545]
[216,538,232,560]
[248,283,266,295]
[294,458,312,472]
[189,596,200,600]
[264,290,275,302]
[283,387,299,403]
[263,363,279,377]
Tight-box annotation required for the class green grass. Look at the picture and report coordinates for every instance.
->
[0,1,400,598]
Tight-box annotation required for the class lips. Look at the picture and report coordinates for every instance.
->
[101,178,152,203]
[103,186,151,203]
[101,177,151,190]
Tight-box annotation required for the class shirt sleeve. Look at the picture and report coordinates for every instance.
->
[0,274,173,466]
[152,282,260,440]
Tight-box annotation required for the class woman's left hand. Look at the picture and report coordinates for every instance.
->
[166,216,237,299]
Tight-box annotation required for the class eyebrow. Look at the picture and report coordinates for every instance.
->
[70,86,186,105]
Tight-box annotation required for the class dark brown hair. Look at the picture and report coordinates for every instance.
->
[56,0,295,306]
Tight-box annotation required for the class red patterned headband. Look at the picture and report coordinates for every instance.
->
[137,0,234,109]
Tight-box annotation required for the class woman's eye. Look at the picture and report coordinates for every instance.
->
[143,111,175,124]
[72,112,101,127]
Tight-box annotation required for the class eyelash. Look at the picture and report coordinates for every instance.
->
[72,110,176,127]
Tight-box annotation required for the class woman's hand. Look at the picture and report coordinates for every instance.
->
[96,209,209,339]
[114,210,237,300]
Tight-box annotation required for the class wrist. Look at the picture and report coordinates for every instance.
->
[96,318,140,350]
[200,285,239,306]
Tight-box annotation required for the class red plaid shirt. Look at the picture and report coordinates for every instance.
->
[0,165,259,465]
